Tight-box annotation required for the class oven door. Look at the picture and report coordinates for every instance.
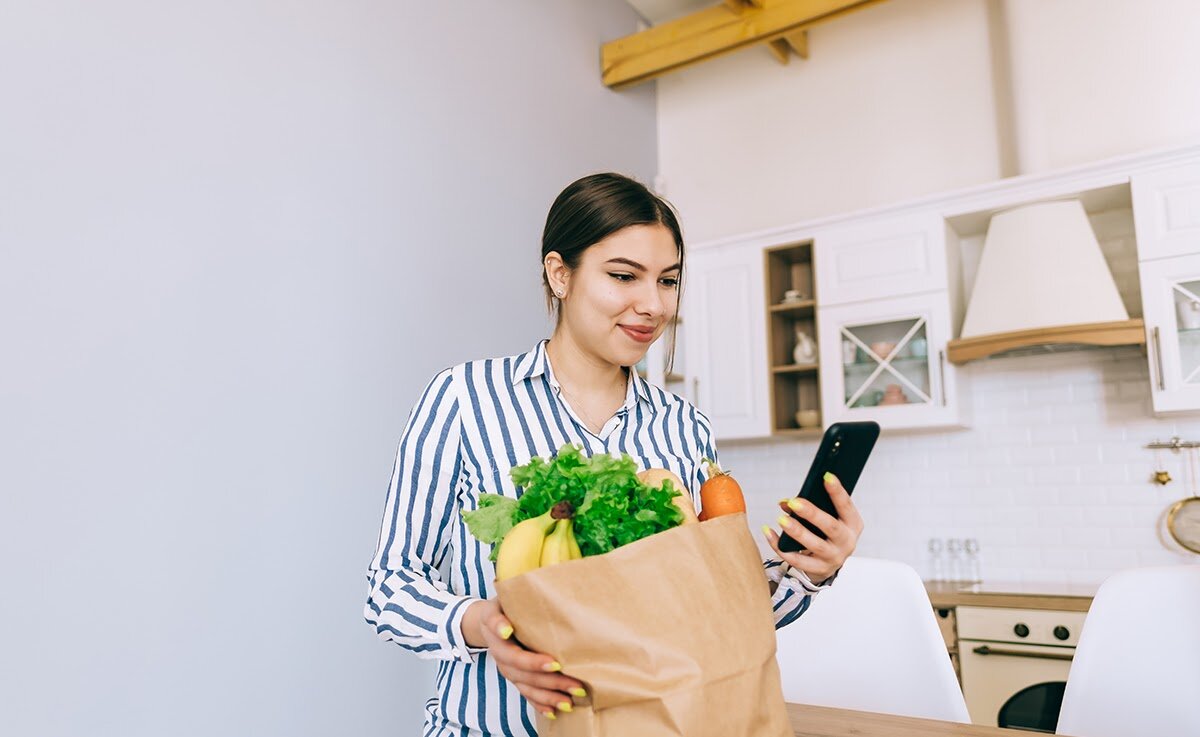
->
[958,639,1074,732]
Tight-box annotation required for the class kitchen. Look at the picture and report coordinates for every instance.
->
[631,0,1200,734]
[3,1,1198,736]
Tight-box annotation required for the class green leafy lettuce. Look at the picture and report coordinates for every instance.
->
[460,443,683,560]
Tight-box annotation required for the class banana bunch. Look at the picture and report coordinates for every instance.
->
[495,502,582,580]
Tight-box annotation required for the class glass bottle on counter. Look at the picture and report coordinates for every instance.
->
[926,538,945,582]
[964,538,982,582]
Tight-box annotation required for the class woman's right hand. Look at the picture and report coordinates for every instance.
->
[464,598,587,718]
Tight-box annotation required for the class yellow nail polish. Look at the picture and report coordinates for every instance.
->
[544,661,562,672]
[544,711,557,720]
[761,524,773,538]
[570,687,587,698]
[558,701,573,713]
[498,624,513,640]
[823,471,835,482]
[779,498,791,505]
[777,515,790,527]
[788,499,805,513]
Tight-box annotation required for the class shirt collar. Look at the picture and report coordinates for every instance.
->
[512,339,653,406]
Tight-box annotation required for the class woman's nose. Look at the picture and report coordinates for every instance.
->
[635,282,667,317]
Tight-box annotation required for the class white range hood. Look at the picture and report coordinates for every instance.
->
[947,199,1145,364]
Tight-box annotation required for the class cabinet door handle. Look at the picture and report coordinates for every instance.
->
[938,350,947,406]
[972,645,1073,661]
[1152,326,1165,392]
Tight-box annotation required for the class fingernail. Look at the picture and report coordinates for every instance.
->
[823,471,835,482]
[544,711,557,720]
[788,499,805,513]
[779,498,791,505]
[777,515,790,527]
[544,661,562,672]
[557,701,573,713]
[570,687,587,698]
[761,524,773,538]
[498,624,513,640]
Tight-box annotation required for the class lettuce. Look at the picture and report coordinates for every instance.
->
[461,443,683,561]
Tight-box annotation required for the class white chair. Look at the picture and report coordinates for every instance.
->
[1056,565,1200,737]
[775,556,970,723]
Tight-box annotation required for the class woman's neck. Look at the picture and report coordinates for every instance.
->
[545,329,626,396]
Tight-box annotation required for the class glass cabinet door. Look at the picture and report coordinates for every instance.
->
[1170,278,1200,388]
[1141,255,1200,414]
[818,292,963,430]
[839,316,934,411]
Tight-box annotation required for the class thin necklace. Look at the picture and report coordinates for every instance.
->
[558,374,626,433]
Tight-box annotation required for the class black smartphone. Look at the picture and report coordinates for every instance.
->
[779,420,880,552]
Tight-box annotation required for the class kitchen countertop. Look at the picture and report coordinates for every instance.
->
[789,703,1013,736]
[925,580,1096,612]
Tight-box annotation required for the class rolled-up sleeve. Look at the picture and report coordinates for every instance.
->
[363,368,481,662]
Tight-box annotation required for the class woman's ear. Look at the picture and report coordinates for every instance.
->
[544,252,570,295]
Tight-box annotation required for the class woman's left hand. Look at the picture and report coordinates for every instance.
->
[762,472,864,584]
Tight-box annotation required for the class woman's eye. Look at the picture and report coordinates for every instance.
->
[609,273,635,283]
[660,277,679,288]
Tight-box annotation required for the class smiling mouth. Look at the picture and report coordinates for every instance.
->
[620,324,656,343]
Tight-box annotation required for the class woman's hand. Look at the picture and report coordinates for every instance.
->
[763,472,864,584]
[463,598,586,719]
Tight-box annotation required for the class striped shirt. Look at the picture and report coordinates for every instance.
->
[364,339,824,737]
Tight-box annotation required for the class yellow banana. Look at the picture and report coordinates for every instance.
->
[495,508,557,580]
[539,518,583,567]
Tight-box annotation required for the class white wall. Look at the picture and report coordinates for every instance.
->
[0,2,654,735]
[1002,0,1200,174]
[656,0,1200,583]
[657,0,1200,243]
[657,0,1004,242]
[733,348,1200,586]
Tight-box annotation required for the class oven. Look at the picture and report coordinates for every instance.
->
[957,606,1087,733]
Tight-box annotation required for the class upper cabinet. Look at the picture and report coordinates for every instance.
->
[1139,252,1200,414]
[1132,162,1200,262]
[817,292,964,430]
[1132,161,1200,414]
[677,144,1200,440]
[682,243,770,441]
[813,211,965,431]
[814,212,950,306]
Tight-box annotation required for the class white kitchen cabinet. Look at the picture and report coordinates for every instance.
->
[682,244,770,440]
[1139,254,1200,413]
[813,211,948,307]
[816,292,964,430]
[1132,162,1200,263]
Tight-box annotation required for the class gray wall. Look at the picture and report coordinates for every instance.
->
[0,2,655,734]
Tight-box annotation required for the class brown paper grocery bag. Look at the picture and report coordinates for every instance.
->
[495,513,792,737]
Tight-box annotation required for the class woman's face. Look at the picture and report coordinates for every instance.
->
[558,224,681,368]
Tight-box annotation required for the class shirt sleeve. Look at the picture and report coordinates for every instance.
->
[363,367,482,662]
[691,407,823,630]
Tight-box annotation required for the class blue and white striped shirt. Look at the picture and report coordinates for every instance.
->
[364,340,821,737]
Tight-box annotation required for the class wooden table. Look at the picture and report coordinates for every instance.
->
[789,703,1013,736]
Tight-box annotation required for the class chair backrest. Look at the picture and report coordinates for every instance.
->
[775,556,970,723]
[1056,565,1200,737]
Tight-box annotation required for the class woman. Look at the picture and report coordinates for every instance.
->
[364,173,863,736]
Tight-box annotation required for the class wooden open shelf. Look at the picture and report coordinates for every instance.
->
[765,241,823,434]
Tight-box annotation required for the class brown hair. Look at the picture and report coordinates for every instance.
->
[541,173,685,374]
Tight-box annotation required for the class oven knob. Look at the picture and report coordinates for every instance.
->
[1014,623,1030,638]
[1054,625,1070,641]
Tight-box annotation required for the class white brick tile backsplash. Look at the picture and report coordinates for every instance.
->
[724,349,1200,585]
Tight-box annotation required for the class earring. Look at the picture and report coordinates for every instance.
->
[556,289,565,298]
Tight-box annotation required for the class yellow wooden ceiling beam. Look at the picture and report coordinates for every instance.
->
[602,0,885,88]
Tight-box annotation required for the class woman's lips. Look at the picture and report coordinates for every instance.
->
[620,325,655,343]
